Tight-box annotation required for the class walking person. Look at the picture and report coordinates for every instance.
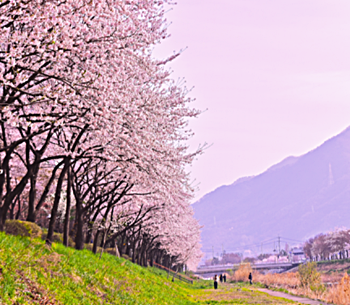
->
[214,274,218,289]
[248,272,252,285]
[223,274,226,283]
[219,274,223,283]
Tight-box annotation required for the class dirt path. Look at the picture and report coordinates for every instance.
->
[258,288,331,305]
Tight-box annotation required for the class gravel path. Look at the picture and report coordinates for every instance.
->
[258,288,331,305]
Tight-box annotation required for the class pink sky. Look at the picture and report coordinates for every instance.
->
[153,0,350,202]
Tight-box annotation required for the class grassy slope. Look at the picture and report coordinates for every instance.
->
[316,259,350,284]
[317,258,350,272]
[0,232,296,304]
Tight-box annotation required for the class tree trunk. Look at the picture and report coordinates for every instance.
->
[9,195,16,220]
[0,139,22,223]
[132,240,136,263]
[15,195,21,220]
[74,201,85,250]
[0,169,31,231]
[30,160,64,223]
[93,230,101,254]
[27,166,38,222]
[63,162,71,246]
[112,239,119,258]
[99,228,109,259]
[149,250,154,267]
[46,160,68,245]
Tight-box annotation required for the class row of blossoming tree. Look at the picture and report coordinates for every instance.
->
[303,229,350,261]
[0,0,203,270]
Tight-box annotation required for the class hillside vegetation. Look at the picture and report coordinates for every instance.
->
[0,233,298,304]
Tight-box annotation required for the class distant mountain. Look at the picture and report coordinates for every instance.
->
[193,127,350,257]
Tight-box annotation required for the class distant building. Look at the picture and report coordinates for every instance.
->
[290,248,306,263]
[255,254,289,264]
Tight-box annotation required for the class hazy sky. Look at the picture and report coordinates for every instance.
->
[154,0,350,202]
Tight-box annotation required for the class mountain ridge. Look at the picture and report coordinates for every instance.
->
[193,126,350,257]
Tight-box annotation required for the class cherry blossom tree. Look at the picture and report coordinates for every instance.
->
[0,0,204,268]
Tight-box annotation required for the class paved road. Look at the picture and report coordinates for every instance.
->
[258,289,331,305]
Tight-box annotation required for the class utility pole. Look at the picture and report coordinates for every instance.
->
[278,236,281,254]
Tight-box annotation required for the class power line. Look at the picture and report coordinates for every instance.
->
[279,236,305,243]
[205,235,305,255]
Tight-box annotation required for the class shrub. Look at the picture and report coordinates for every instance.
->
[105,248,119,256]
[298,262,321,288]
[326,273,350,304]
[122,254,132,261]
[42,232,62,243]
[231,263,252,282]
[185,271,199,280]
[84,243,103,253]
[4,220,42,238]
[253,271,299,289]
[310,282,326,298]
[41,232,75,247]
[84,243,93,251]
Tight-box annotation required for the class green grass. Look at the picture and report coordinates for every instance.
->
[269,287,290,294]
[0,232,299,304]
[317,258,350,265]
[228,281,265,289]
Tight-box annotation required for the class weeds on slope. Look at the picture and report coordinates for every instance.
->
[0,232,194,304]
[0,233,299,304]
